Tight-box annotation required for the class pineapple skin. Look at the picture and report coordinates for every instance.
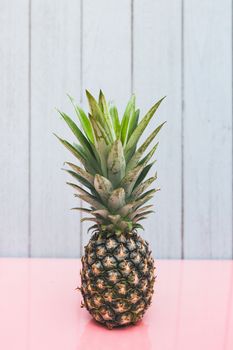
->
[80,232,155,329]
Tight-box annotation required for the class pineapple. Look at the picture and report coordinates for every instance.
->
[55,90,165,329]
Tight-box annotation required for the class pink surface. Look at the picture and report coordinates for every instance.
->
[0,259,232,350]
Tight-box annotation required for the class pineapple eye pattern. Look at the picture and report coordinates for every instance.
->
[96,245,106,257]
[80,232,156,329]
[107,270,121,283]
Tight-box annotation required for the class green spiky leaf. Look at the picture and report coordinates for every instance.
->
[127,122,165,171]
[125,96,165,160]
[107,139,126,186]
[86,90,112,142]
[120,165,144,197]
[108,214,121,224]
[118,203,134,217]
[67,94,95,144]
[120,94,135,146]
[138,145,158,168]
[136,188,158,201]
[108,188,126,211]
[134,195,154,209]
[92,209,109,219]
[133,223,144,230]
[89,114,109,176]
[81,217,101,223]
[68,182,93,197]
[65,162,94,186]
[109,104,120,138]
[54,134,95,173]
[77,194,105,210]
[98,90,115,140]
[131,174,157,199]
[127,108,140,142]
[71,207,91,213]
[134,216,147,222]
[64,170,95,192]
[56,110,95,160]
[87,224,99,233]
[129,205,154,218]
[133,162,155,190]
[94,174,113,202]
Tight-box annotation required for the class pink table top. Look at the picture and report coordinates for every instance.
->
[0,259,232,350]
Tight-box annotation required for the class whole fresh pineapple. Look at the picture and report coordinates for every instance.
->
[56,90,165,329]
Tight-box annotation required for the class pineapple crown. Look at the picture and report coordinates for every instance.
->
[55,90,166,237]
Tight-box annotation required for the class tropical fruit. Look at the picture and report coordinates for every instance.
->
[56,90,165,328]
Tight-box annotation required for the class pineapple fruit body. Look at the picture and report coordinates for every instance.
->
[81,232,155,329]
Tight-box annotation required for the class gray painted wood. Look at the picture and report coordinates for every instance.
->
[81,0,132,253]
[0,0,29,256]
[183,0,232,258]
[30,0,81,257]
[134,0,182,258]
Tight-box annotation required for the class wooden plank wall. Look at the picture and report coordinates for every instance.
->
[0,0,29,256]
[183,0,232,258]
[30,0,81,257]
[0,0,232,259]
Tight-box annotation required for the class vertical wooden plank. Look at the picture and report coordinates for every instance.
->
[81,0,132,251]
[31,0,81,257]
[183,0,232,258]
[0,0,29,256]
[134,0,182,258]
[82,0,131,105]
